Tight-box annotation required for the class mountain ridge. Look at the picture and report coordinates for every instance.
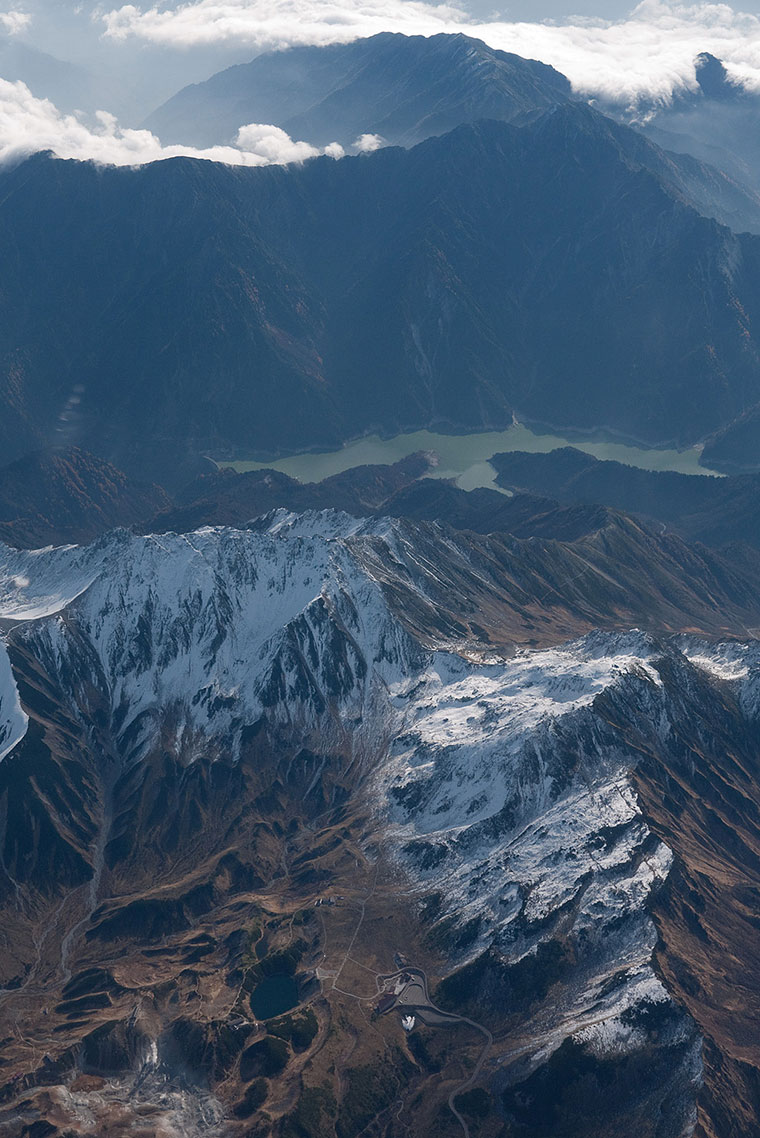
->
[143,32,573,149]
[491,446,760,548]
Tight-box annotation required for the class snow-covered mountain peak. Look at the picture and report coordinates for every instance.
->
[0,521,426,767]
[0,512,425,624]
[256,507,397,541]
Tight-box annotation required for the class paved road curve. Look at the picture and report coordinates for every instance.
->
[384,967,493,1138]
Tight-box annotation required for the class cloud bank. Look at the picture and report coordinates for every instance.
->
[0,78,345,166]
[100,0,760,107]
[0,9,30,34]
[101,0,468,51]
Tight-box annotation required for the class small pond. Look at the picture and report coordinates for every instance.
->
[250,974,299,1020]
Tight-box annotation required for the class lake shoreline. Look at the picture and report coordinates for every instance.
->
[210,415,713,469]
[212,422,723,495]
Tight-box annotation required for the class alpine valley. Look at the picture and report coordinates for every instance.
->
[3,24,760,1138]
[9,45,760,485]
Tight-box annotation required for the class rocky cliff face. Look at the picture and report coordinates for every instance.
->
[0,515,757,1136]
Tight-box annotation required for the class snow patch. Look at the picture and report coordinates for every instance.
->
[0,635,27,762]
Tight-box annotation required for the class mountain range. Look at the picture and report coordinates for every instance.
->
[5,98,760,486]
[4,28,760,1138]
[144,35,760,227]
[144,34,760,243]
[2,510,760,1136]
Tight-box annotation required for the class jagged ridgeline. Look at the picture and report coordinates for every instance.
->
[143,32,573,149]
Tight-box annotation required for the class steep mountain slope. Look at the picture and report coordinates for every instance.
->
[143,34,760,239]
[491,446,760,549]
[0,518,759,1134]
[700,403,760,472]
[629,53,760,191]
[5,107,760,484]
[143,32,572,149]
[615,639,760,1138]
[0,447,170,548]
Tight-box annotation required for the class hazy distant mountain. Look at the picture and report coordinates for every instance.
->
[621,53,760,192]
[0,1,262,120]
[4,104,760,485]
[0,38,101,111]
[144,31,573,148]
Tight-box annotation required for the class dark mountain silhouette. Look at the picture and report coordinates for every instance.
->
[491,447,760,548]
[5,104,760,484]
[0,447,169,547]
[145,453,619,542]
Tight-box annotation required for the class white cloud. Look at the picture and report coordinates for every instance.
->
[480,2,760,107]
[98,0,760,107]
[0,9,30,34]
[0,78,344,166]
[354,132,385,152]
[100,0,468,50]
[236,121,343,161]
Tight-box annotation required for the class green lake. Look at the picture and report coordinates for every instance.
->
[219,423,722,493]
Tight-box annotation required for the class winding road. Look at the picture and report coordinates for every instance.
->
[316,893,493,1138]
[380,966,493,1138]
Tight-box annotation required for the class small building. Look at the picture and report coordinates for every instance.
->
[375,993,397,1016]
[402,1015,415,1032]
